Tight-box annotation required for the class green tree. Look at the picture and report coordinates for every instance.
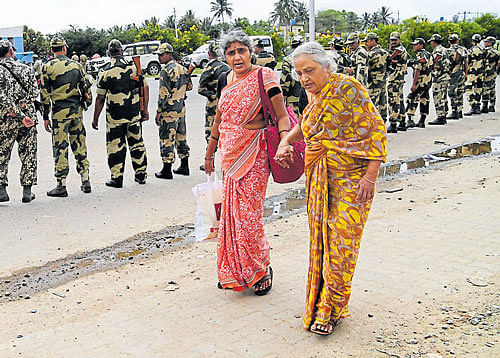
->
[233,17,251,29]
[361,13,372,32]
[211,0,233,24]
[315,10,348,33]
[179,10,199,31]
[163,16,176,29]
[378,6,393,25]
[474,13,500,38]
[23,26,49,56]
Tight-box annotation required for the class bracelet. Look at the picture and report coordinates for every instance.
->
[210,136,219,141]
[362,176,377,184]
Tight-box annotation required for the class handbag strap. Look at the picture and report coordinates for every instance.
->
[257,68,277,126]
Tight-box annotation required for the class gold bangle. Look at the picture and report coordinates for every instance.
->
[362,176,377,184]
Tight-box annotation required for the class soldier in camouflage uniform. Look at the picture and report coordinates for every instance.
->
[280,36,303,114]
[329,38,351,74]
[363,32,389,121]
[345,33,368,86]
[428,34,451,125]
[92,39,149,188]
[387,31,408,133]
[481,36,500,113]
[254,40,277,70]
[405,38,433,128]
[32,54,42,82]
[40,36,92,197]
[446,34,467,119]
[154,43,193,179]
[464,34,485,116]
[0,40,39,203]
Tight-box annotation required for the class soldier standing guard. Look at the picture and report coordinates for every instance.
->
[155,43,192,179]
[345,33,368,86]
[0,40,39,203]
[329,37,351,74]
[481,36,500,113]
[363,32,389,122]
[464,34,485,116]
[387,31,408,133]
[446,34,467,120]
[92,39,149,188]
[254,40,277,70]
[428,34,450,125]
[280,36,303,114]
[405,38,433,128]
[40,36,92,197]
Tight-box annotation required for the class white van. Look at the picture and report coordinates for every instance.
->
[249,35,274,54]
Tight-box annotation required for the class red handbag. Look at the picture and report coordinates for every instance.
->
[257,68,305,184]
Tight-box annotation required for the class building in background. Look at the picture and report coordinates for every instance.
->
[0,26,34,63]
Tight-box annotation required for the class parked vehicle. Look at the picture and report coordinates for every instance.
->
[249,35,274,54]
[181,43,211,69]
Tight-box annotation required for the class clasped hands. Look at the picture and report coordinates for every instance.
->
[274,142,294,168]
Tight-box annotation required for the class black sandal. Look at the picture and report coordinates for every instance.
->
[254,266,273,296]
[310,318,339,336]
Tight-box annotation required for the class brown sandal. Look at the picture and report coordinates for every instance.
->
[254,266,273,296]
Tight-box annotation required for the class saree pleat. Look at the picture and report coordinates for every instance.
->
[302,74,387,329]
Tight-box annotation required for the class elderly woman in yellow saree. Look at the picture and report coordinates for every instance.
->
[276,42,387,335]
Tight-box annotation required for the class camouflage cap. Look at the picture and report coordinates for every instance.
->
[0,39,16,52]
[362,32,378,41]
[448,33,460,41]
[253,39,265,48]
[485,36,497,43]
[329,37,344,46]
[71,54,79,61]
[50,36,67,48]
[389,31,401,40]
[471,33,482,42]
[410,38,425,45]
[428,33,442,42]
[32,53,38,58]
[155,43,174,54]
[208,42,219,54]
[345,33,359,45]
[108,39,123,52]
[80,54,87,62]
[291,36,303,46]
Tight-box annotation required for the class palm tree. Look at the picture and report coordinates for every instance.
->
[378,6,393,25]
[269,0,299,26]
[295,1,309,23]
[361,12,372,31]
[179,10,199,31]
[211,0,233,24]
[163,15,176,29]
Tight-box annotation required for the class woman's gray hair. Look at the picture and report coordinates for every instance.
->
[219,29,253,55]
[291,42,337,80]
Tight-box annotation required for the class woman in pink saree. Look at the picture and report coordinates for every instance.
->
[204,30,291,294]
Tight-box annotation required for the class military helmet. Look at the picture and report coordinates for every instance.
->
[448,33,460,42]
[71,54,79,61]
[389,31,401,40]
[0,39,15,57]
[485,36,497,43]
[253,39,265,48]
[362,32,378,42]
[471,33,482,42]
[154,43,174,54]
[291,36,303,46]
[50,36,67,48]
[329,37,344,47]
[208,41,219,54]
[32,54,38,59]
[80,54,87,62]
[410,38,425,46]
[108,39,123,53]
[345,33,359,45]
[428,33,442,43]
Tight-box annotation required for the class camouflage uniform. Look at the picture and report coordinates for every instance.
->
[348,46,369,86]
[329,38,352,75]
[32,57,42,81]
[0,54,39,188]
[157,59,191,164]
[406,43,433,122]
[40,49,91,187]
[256,50,277,70]
[447,39,467,117]
[387,36,408,126]
[481,37,500,112]
[365,38,389,120]
[96,55,148,180]
[280,54,301,113]
[465,36,485,115]
[430,42,451,119]
[198,57,229,142]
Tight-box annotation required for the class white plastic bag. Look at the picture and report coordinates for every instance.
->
[192,174,223,242]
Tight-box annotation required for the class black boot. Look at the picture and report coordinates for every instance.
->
[446,109,459,120]
[416,115,426,128]
[458,110,463,118]
[47,185,68,197]
[488,105,495,113]
[22,186,35,203]
[105,177,123,188]
[480,103,489,113]
[473,104,481,114]
[155,163,173,179]
[406,118,416,128]
[428,116,447,125]
[134,173,146,184]
[387,122,397,133]
[81,180,91,193]
[0,185,9,202]
[464,107,475,116]
[397,120,407,132]
[173,158,190,176]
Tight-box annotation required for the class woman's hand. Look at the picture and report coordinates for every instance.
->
[204,157,215,174]
[274,144,294,168]
[356,177,376,202]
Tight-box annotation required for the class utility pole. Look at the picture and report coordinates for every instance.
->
[309,0,315,41]
[174,8,178,39]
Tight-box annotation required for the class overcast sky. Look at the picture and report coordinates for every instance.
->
[0,0,496,34]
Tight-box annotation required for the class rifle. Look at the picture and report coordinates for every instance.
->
[130,56,146,120]
[78,77,92,111]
